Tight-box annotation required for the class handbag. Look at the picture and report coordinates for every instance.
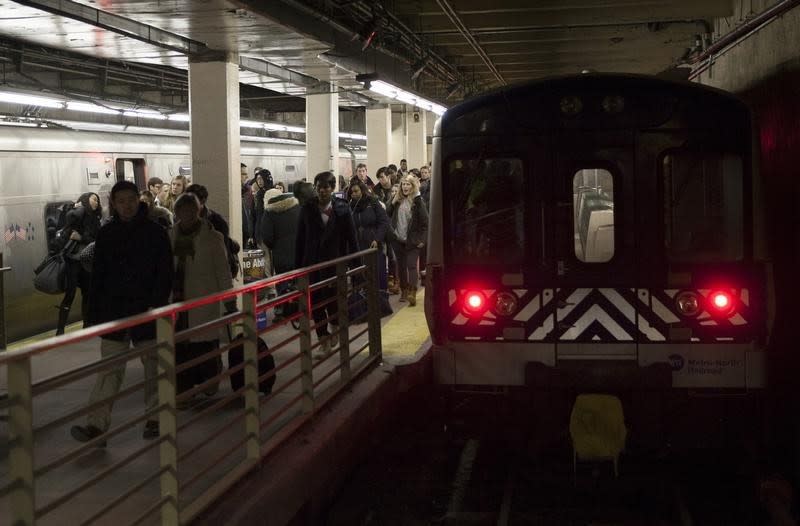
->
[33,252,68,295]
[79,241,95,273]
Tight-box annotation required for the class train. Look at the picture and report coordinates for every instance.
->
[0,125,364,343]
[424,74,770,405]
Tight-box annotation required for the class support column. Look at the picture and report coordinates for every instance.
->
[188,53,242,246]
[306,88,339,183]
[366,105,391,171]
[405,106,427,170]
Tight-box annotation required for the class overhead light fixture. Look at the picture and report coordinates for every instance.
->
[240,119,264,128]
[0,120,41,128]
[66,101,121,115]
[357,78,447,116]
[339,132,367,140]
[123,109,166,120]
[0,91,65,109]
[167,113,191,122]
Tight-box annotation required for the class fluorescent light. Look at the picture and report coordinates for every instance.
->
[339,132,367,140]
[362,79,447,115]
[167,113,191,122]
[0,91,64,109]
[240,120,263,128]
[66,101,121,115]
[123,110,166,120]
[284,125,305,133]
[263,123,288,131]
[0,120,40,127]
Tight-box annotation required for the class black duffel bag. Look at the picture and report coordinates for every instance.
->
[228,334,276,395]
[33,251,68,295]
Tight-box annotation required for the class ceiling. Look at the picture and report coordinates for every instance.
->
[0,0,735,112]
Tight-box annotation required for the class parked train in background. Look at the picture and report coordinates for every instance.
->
[0,126,364,343]
[424,74,770,446]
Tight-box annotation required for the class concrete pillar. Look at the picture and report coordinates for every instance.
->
[188,53,242,246]
[426,110,436,163]
[390,109,405,166]
[405,106,427,170]
[306,88,339,183]
[366,105,391,172]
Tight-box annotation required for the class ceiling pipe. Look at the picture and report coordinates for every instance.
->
[433,0,506,85]
[688,0,800,79]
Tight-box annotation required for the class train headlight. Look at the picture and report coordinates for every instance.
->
[463,291,486,315]
[560,96,583,115]
[675,291,701,317]
[602,95,625,114]
[708,290,735,317]
[493,292,518,317]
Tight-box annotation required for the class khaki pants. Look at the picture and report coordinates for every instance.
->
[86,337,158,431]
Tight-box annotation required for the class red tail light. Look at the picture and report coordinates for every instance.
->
[708,290,735,317]
[463,291,485,315]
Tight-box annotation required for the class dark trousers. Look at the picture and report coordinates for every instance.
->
[176,340,221,394]
[58,260,89,332]
[391,241,420,291]
[312,284,338,338]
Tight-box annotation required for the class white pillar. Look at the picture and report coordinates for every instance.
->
[306,88,339,183]
[188,53,242,246]
[366,105,391,171]
[390,109,405,166]
[406,106,427,170]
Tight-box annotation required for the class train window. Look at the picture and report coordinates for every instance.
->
[448,158,524,265]
[573,169,615,263]
[662,153,743,262]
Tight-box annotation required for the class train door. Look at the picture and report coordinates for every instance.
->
[551,131,639,360]
[115,158,147,190]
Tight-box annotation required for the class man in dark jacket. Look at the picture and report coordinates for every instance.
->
[71,181,174,446]
[295,171,359,357]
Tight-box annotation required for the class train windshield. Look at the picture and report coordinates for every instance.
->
[448,158,525,265]
[663,152,744,262]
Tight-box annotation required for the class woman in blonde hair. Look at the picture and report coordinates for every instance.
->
[160,174,188,212]
[387,174,428,306]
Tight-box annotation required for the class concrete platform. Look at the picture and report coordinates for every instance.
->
[0,289,431,526]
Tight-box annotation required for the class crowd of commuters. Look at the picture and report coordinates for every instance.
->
[63,158,430,445]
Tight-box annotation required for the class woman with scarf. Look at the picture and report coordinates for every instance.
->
[56,192,102,335]
[387,175,428,306]
[170,193,232,398]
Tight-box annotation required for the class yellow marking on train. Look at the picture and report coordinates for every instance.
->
[380,289,430,364]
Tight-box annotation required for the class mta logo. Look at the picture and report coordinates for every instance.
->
[668,354,685,371]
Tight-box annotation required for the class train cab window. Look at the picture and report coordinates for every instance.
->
[573,169,615,263]
[115,158,147,190]
[448,158,524,265]
[662,153,743,262]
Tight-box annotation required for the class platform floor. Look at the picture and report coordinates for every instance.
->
[0,289,430,526]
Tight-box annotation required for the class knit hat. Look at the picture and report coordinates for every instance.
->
[263,188,282,208]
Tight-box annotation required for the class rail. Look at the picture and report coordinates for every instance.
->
[0,252,9,351]
[1,248,382,525]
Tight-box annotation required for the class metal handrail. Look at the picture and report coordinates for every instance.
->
[3,247,383,526]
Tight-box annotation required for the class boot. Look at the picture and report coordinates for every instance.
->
[388,275,400,295]
[399,286,407,303]
[56,306,70,336]
[407,286,417,307]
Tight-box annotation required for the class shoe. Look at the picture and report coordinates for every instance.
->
[398,286,407,302]
[71,424,107,447]
[315,337,332,360]
[142,420,159,439]
[407,286,417,307]
[329,326,339,349]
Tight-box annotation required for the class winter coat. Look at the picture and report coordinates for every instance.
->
[241,185,254,240]
[373,184,395,209]
[350,195,389,250]
[253,186,266,241]
[259,193,300,274]
[419,179,431,206]
[64,194,101,259]
[147,205,173,229]
[295,197,359,279]
[170,220,232,342]
[87,202,174,342]
[389,194,428,247]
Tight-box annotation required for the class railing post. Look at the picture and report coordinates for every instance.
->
[8,356,35,525]
[336,261,351,383]
[156,314,179,524]
[242,291,261,460]
[365,249,382,359]
[297,275,314,414]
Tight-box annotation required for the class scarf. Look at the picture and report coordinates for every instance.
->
[172,220,203,306]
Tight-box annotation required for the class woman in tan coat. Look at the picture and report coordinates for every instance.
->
[171,193,233,397]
